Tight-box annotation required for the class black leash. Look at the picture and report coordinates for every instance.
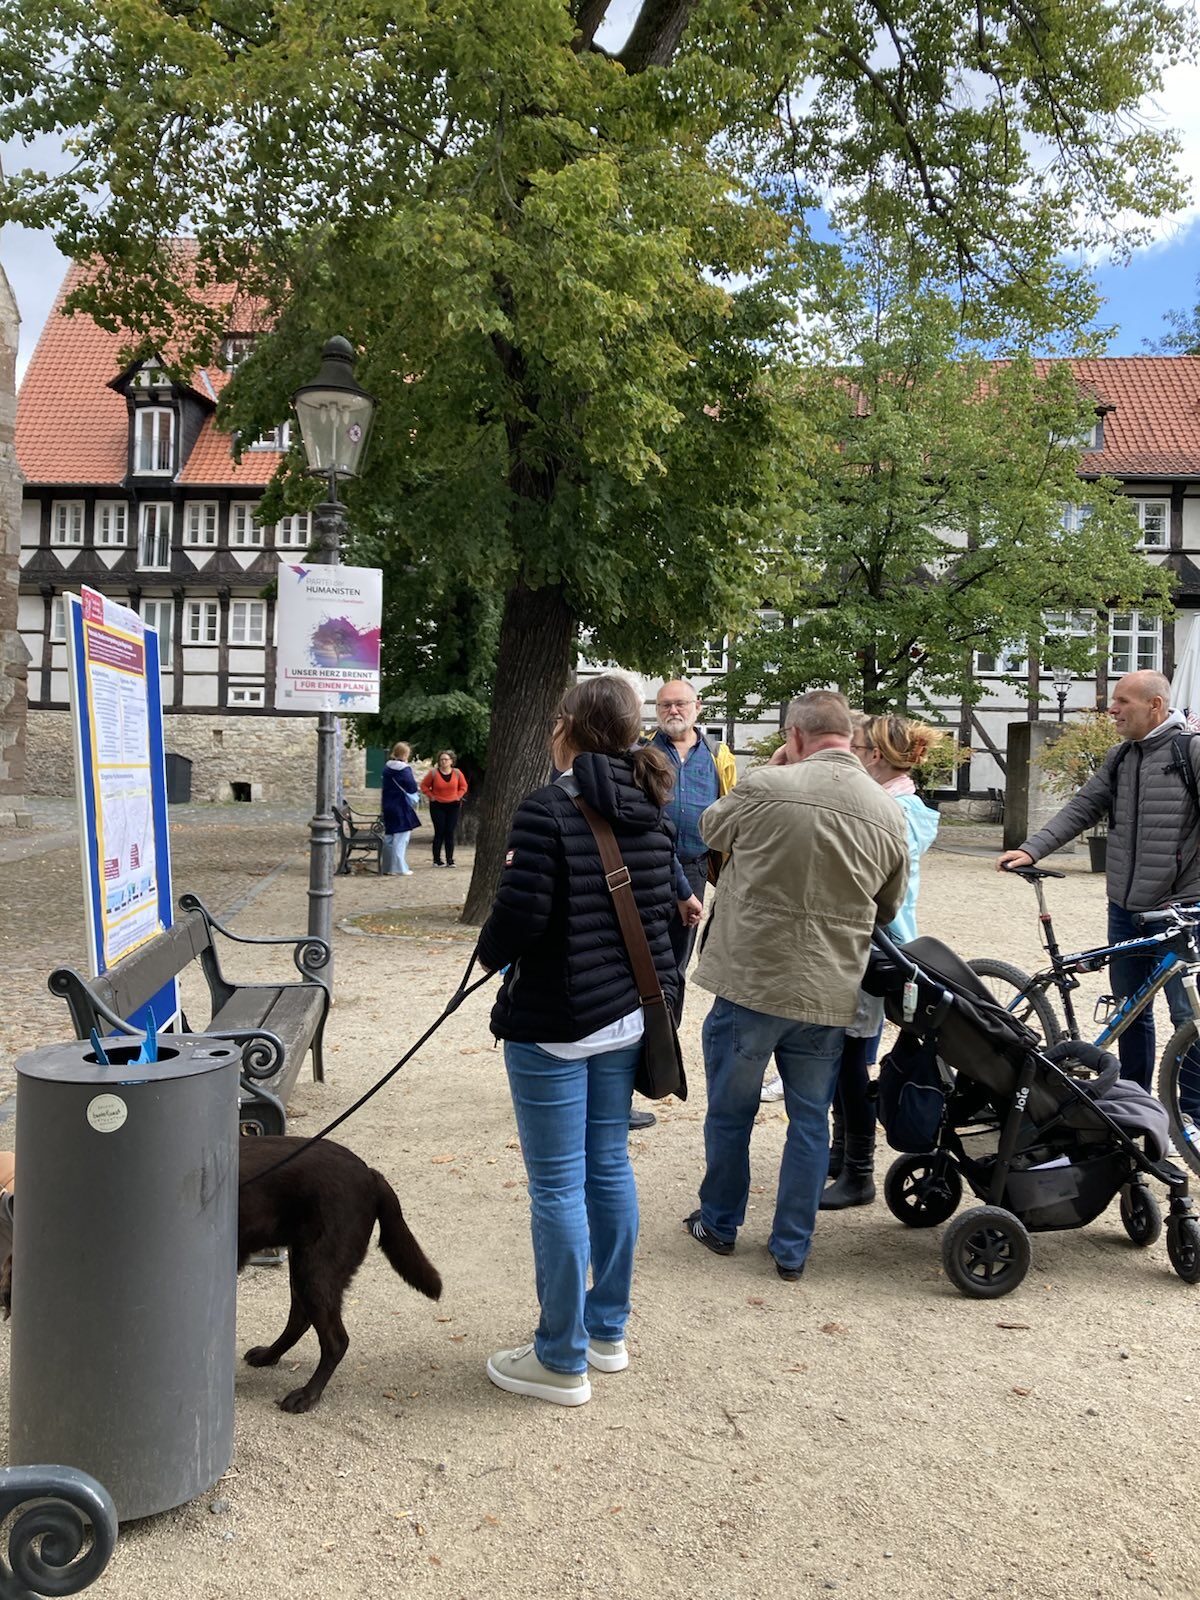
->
[238,950,495,1188]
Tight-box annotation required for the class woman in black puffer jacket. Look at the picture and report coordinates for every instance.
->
[478,674,678,1409]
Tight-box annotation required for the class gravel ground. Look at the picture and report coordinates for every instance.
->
[1,813,1197,1599]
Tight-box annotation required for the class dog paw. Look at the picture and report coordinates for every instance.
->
[278,1387,319,1413]
[243,1345,280,1368]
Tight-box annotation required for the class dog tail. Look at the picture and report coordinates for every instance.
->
[373,1172,442,1300]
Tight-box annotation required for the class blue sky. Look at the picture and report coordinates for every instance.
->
[1089,223,1200,353]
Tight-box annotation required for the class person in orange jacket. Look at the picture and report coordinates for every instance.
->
[420,750,469,866]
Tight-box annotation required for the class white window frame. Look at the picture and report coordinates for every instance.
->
[1109,611,1162,676]
[228,684,266,708]
[248,421,291,451]
[183,501,219,548]
[683,637,728,675]
[133,406,175,475]
[229,599,266,647]
[274,512,311,548]
[1135,498,1169,550]
[137,503,172,570]
[974,644,1029,677]
[184,600,220,645]
[140,598,174,668]
[230,503,262,548]
[50,596,67,642]
[223,336,256,371]
[1059,503,1094,537]
[50,500,84,547]
[94,501,128,548]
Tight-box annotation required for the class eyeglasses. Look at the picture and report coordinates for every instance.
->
[658,699,697,711]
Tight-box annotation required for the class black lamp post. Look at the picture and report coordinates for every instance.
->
[291,338,377,980]
[1052,665,1074,724]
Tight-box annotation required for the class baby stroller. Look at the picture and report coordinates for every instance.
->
[863,928,1200,1298]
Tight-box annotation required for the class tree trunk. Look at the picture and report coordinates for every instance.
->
[461,579,575,924]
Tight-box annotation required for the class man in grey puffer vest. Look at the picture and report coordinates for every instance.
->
[998,670,1200,1091]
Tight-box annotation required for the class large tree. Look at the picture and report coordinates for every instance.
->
[1,0,1190,916]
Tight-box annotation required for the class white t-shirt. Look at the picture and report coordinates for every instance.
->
[538,1007,645,1060]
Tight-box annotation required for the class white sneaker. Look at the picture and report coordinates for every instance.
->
[586,1339,629,1372]
[486,1343,591,1406]
[760,1074,785,1103]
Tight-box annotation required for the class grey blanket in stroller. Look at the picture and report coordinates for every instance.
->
[1043,1042,1171,1159]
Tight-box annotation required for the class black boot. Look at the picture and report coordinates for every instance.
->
[819,1132,876,1210]
[827,1103,846,1182]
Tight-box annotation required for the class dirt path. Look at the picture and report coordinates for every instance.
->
[1,831,1197,1599]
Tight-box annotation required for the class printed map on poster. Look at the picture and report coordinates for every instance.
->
[275,562,382,713]
[80,590,160,965]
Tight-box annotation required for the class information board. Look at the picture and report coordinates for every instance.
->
[65,586,176,1035]
[275,561,382,713]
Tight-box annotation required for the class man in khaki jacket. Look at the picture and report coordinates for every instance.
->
[684,690,909,1281]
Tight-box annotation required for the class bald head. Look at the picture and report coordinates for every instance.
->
[1110,670,1171,741]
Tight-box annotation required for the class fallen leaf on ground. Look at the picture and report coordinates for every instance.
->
[428,1556,442,1567]
[820,1322,849,1336]
[1012,1386,1032,1396]
[996,1321,1030,1330]
[431,1155,455,1164]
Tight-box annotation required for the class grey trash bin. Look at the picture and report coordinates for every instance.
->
[9,1034,240,1522]
[164,752,192,805]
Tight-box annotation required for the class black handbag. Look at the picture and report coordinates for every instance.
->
[571,796,687,1102]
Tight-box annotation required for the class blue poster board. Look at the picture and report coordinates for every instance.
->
[65,588,177,1036]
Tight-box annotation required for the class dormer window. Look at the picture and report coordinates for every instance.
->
[134,407,175,475]
[131,361,169,390]
[248,421,292,451]
[223,336,256,371]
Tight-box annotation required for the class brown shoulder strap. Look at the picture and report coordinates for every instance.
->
[572,795,666,1006]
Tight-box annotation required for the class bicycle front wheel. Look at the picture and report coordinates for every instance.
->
[1158,1021,1200,1178]
[968,959,1062,1047]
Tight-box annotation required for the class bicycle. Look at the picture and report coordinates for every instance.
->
[968,865,1200,1177]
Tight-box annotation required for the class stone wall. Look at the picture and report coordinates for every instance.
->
[27,710,366,803]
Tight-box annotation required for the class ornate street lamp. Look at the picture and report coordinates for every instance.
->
[291,337,377,980]
[1052,664,1075,724]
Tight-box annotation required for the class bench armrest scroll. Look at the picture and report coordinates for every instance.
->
[47,968,143,1041]
[179,895,331,987]
[0,1465,118,1597]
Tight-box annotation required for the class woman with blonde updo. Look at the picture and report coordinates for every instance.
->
[818,712,941,1210]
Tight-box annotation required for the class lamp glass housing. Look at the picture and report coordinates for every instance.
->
[291,337,376,480]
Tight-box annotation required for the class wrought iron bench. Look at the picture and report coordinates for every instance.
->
[333,803,384,875]
[47,894,330,1138]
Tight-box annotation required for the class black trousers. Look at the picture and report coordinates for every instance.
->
[430,800,462,863]
[668,858,710,1025]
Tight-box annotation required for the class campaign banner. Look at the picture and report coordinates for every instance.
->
[66,586,176,1033]
[275,561,382,713]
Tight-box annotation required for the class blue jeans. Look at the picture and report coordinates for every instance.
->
[1107,901,1193,1092]
[382,831,410,874]
[503,1041,640,1375]
[698,997,843,1272]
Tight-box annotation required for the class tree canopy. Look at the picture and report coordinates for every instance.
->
[717,248,1172,720]
[1,0,1192,913]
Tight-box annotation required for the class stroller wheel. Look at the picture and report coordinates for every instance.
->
[1166,1215,1200,1283]
[1119,1182,1162,1248]
[884,1154,963,1228]
[941,1206,1031,1299]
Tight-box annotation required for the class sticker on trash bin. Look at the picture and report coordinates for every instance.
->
[87,1094,128,1133]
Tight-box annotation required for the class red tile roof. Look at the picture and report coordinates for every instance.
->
[16,255,281,488]
[1038,357,1200,479]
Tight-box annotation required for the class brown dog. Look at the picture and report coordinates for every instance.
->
[1,1136,443,1415]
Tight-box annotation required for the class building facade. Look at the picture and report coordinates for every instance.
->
[15,260,362,802]
[583,358,1200,797]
